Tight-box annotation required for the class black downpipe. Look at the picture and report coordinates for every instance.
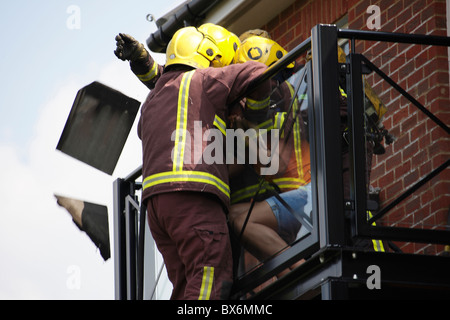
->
[147,0,222,53]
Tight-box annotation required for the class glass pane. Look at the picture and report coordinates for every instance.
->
[229,63,313,279]
[362,43,450,254]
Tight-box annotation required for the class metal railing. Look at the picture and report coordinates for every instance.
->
[339,28,450,245]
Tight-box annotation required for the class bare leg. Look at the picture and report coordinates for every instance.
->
[229,201,304,277]
[55,194,84,227]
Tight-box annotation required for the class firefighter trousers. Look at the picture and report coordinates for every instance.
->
[147,191,233,300]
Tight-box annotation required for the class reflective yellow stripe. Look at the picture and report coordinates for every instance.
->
[367,211,385,252]
[339,86,347,98]
[274,184,299,190]
[274,112,286,129]
[213,114,226,136]
[137,61,158,82]
[173,70,194,171]
[246,96,270,110]
[143,170,230,198]
[198,266,214,300]
[286,82,304,182]
[231,177,306,204]
[273,177,305,190]
[272,177,303,183]
[231,183,270,204]
[144,70,230,200]
[274,112,286,138]
[256,119,274,130]
[371,239,385,252]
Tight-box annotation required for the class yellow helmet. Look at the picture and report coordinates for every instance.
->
[239,29,271,42]
[234,36,294,68]
[198,23,240,67]
[337,45,347,63]
[165,26,222,69]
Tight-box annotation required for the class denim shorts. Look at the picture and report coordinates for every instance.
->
[265,184,311,244]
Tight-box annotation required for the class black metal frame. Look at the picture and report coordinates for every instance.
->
[230,58,322,299]
[248,246,450,300]
[113,24,450,300]
[113,174,145,300]
[341,29,450,245]
[232,24,450,298]
[231,24,350,299]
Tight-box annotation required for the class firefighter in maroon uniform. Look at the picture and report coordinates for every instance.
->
[119,26,270,300]
[227,35,311,277]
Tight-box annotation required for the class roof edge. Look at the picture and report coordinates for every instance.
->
[146,0,222,53]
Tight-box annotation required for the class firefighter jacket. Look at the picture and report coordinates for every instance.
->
[138,61,270,210]
[270,80,311,190]
[130,54,164,89]
[230,77,311,204]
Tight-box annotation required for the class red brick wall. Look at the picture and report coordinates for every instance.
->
[261,0,449,254]
[348,0,449,255]
[262,0,348,51]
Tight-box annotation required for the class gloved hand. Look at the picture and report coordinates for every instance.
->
[114,33,149,62]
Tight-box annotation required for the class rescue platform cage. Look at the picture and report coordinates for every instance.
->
[112,24,450,300]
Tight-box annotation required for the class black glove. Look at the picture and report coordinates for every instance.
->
[114,33,149,62]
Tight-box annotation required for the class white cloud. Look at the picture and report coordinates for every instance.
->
[0,49,168,300]
[0,76,116,299]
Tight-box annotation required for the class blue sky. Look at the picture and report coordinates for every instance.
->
[0,1,169,150]
[0,0,184,300]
